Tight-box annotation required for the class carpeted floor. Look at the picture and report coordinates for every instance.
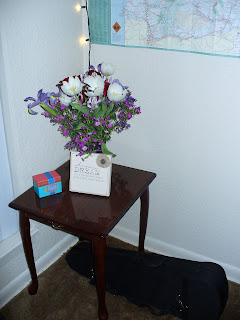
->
[1,237,240,320]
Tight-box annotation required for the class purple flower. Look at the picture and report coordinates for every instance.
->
[108,123,113,128]
[60,105,66,110]
[24,88,61,115]
[115,120,131,133]
[94,121,101,126]
[127,113,132,119]
[119,113,124,119]
[87,96,101,109]
[82,137,90,143]
[137,107,141,114]
[63,130,69,135]
[112,79,128,91]
[72,114,77,120]
[101,120,106,126]
[64,140,76,150]
[129,105,134,110]
[82,146,88,151]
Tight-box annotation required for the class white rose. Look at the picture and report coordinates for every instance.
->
[107,83,127,102]
[101,62,116,77]
[61,76,83,96]
[84,75,105,97]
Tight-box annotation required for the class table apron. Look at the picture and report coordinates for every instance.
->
[24,212,98,240]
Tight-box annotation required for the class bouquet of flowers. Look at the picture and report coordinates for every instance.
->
[24,62,141,157]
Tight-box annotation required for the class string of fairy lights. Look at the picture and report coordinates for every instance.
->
[75,1,91,67]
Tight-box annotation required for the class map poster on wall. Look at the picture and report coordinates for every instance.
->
[88,0,240,58]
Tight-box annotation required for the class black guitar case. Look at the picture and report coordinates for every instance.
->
[66,242,228,319]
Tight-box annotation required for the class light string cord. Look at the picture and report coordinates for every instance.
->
[85,0,91,68]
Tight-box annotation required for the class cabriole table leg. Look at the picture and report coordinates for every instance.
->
[92,236,108,320]
[19,211,38,295]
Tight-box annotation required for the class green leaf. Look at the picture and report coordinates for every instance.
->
[41,103,57,116]
[70,103,90,114]
[94,105,104,118]
[101,100,107,116]
[70,103,81,111]
[110,113,117,120]
[74,123,87,130]
[101,143,116,157]
[106,102,114,117]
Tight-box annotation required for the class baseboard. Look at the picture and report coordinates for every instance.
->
[0,228,38,268]
[110,225,240,284]
[0,234,78,308]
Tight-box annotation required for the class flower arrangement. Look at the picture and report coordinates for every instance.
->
[24,62,141,157]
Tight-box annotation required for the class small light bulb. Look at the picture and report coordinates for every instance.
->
[75,4,81,12]
[79,37,88,45]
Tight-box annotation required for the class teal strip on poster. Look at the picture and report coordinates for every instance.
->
[88,0,111,45]
[111,0,126,45]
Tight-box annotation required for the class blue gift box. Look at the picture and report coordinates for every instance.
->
[33,171,62,198]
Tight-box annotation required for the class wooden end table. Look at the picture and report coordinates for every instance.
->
[9,161,156,320]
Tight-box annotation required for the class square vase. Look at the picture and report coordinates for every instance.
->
[69,151,112,197]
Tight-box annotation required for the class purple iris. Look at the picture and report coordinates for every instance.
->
[24,89,61,115]
[97,63,102,73]
[112,79,128,93]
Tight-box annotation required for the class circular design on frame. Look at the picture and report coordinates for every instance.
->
[96,154,111,168]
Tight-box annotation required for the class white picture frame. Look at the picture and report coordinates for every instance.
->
[69,151,112,197]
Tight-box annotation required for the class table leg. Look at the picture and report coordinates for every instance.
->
[139,187,149,252]
[19,211,38,295]
[92,236,108,320]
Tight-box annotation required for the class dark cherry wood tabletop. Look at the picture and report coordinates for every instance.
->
[9,161,156,238]
[9,160,156,320]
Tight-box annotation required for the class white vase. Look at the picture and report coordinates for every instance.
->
[69,151,112,197]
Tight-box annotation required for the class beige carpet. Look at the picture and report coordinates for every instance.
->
[1,237,240,320]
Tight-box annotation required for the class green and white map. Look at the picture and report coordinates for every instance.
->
[88,0,240,57]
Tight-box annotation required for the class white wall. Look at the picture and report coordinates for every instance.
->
[1,0,240,307]
[90,45,240,283]
[0,0,88,306]
[0,99,18,241]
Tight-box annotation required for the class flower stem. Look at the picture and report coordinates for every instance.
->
[75,94,82,107]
